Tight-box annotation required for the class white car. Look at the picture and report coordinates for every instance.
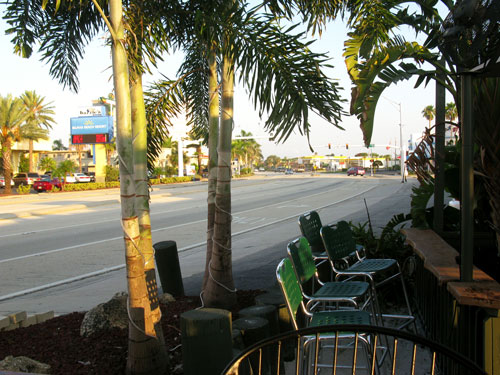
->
[74,173,91,183]
[0,176,14,187]
[63,174,77,183]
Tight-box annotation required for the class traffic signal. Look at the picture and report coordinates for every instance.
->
[328,143,331,149]
[346,144,349,150]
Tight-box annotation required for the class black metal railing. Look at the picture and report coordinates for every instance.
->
[222,324,486,375]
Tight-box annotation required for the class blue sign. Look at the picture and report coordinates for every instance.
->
[70,116,114,138]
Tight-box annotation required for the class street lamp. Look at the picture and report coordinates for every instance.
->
[383,97,405,182]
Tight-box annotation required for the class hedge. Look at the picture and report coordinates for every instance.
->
[60,177,193,192]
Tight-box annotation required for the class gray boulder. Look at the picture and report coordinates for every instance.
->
[80,292,128,337]
[0,355,51,374]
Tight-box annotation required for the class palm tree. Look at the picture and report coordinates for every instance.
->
[39,156,57,173]
[445,102,458,124]
[20,91,55,172]
[52,139,67,151]
[422,105,435,128]
[146,2,346,308]
[0,94,28,194]
[265,155,281,169]
[4,1,170,371]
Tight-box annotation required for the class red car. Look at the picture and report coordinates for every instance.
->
[33,177,62,192]
[347,167,366,176]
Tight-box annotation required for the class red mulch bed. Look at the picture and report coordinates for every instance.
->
[0,290,264,374]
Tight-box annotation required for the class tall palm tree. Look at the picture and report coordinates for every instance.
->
[445,102,458,124]
[39,156,57,173]
[0,94,28,194]
[20,122,50,172]
[52,139,67,150]
[422,105,435,128]
[3,1,170,371]
[146,2,346,308]
[20,91,55,172]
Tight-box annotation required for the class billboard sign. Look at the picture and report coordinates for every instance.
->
[70,115,113,144]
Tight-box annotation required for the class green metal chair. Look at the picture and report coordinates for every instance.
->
[287,237,373,314]
[320,222,414,329]
[276,258,374,374]
[298,211,335,281]
[298,211,327,257]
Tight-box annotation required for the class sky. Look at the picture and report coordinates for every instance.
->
[0,5,449,160]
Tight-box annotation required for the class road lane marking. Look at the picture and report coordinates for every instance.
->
[0,184,378,301]
[0,179,345,238]
[0,182,375,264]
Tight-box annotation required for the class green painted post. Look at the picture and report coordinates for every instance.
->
[181,308,233,375]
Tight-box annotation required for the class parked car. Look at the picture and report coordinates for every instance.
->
[62,174,77,183]
[12,172,41,186]
[347,167,366,176]
[74,173,91,183]
[88,172,96,182]
[285,169,294,175]
[33,177,62,192]
[0,176,15,188]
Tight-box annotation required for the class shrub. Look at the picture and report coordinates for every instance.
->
[61,181,120,192]
[240,167,252,175]
[17,183,31,194]
[105,166,120,182]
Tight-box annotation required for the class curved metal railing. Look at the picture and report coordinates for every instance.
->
[222,324,486,375]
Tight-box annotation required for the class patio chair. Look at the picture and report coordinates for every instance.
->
[298,211,334,281]
[287,237,373,314]
[276,258,375,374]
[320,222,414,329]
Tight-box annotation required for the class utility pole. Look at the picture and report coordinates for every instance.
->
[399,102,405,183]
[383,97,405,182]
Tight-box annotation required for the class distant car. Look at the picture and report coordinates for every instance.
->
[347,167,365,176]
[12,172,41,185]
[258,167,265,171]
[62,174,77,183]
[33,177,62,192]
[285,169,293,175]
[74,173,91,183]
[0,176,15,188]
[88,172,96,182]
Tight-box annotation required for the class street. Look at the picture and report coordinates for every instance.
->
[0,173,417,315]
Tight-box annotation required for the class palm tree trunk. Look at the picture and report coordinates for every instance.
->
[130,72,168,369]
[77,145,83,173]
[2,138,13,195]
[28,139,34,172]
[203,48,237,309]
[196,145,202,174]
[108,1,163,373]
[203,47,220,290]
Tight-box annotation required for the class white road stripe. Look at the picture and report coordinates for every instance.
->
[0,184,377,301]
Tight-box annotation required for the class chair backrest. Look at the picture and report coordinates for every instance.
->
[320,221,356,262]
[298,211,325,254]
[287,237,317,285]
[276,258,303,330]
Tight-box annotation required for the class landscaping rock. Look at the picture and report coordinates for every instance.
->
[159,293,175,304]
[0,355,51,374]
[80,292,128,337]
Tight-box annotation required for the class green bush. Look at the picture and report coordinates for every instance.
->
[17,183,31,194]
[61,181,120,191]
[240,167,252,175]
[105,166,120,182]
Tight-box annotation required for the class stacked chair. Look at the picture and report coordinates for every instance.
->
[276,258,375,374]
[287,237,373,315]
[320,220,414,329]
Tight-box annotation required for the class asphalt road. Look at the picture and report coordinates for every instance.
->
[0,173,417,315]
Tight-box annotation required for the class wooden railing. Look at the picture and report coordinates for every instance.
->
[402,228,500,375]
